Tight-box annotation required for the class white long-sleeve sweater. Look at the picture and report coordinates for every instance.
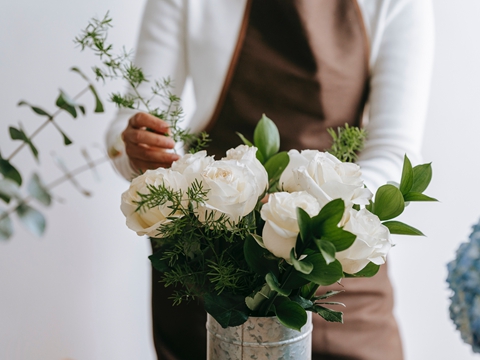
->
[106,0,434,190]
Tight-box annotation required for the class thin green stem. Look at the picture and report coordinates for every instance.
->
[6,85,90,161]
[0,155,109,222]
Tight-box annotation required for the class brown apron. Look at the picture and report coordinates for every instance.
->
[152,1,403,359]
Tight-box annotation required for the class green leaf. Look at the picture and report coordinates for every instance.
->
[274,299,308,331]
[253,114,280,163]
[411,163,432,193]
[290,295,314,309]
[344,262,380,277]
[9,126,39,160]
[266,272,291,297]
[382,221,424,236]
[296,207,312,244]
[290,248,313,275]
[204,292,249,328]
[56,90,78,118]
[70,67,104,113]
[244,234,278,276]
[314,290,344,300]
[236,132,253,147]
[0,178,21,204]
[312,305,343,323]
[16,203,46,236]
[245,283,274,311]
[399,155,413,195]
[28,173,52,206]
[148,251,169,272]
[264,151,289,184]
[50,122,73,145]
[403,192,438,202]
[372,184,405,221]
[311,199,355,251]
[0,157,22,186]
[18,101,53,118]
[299,254,343,286]
[314,239,336,265]
[282,269,311,290]
[0,210,13,240]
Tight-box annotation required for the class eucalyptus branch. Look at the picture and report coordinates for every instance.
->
[6,85,90,161]
[0,155,109,223]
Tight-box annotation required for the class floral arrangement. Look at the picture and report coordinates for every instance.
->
[121,114,437,331]
[447,219,480,352]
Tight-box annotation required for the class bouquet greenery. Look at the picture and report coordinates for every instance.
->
[121,114,437,331]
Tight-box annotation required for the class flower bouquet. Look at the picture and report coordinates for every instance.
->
[121,114,436,340]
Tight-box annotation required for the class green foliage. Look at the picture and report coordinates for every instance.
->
[16,203,46,237]
[382,221,424,236]
[9,125,39,160]
[74,13,208,153]
[0,153,22,186]
[344,262,380,278]
[253,114,280,164]
[371,184,405,221]
[28,174,52,206]
[204,292,249,328]
[274,298,308,331]
[311,305,343,323]
[263,151,289,191]
[327,123,367,163]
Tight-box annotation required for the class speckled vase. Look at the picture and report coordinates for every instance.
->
[206,312,312,359]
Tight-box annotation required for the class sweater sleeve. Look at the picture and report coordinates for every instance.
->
[105,0,188,181]
[356,0,434,191]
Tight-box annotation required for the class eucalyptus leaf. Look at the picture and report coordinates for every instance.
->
[28,173,52,206]
[314,239,336,265]
[0,178,21,204]
[16,203,46,237]
[0,157,22,186]
[56,90,78,118]
[9,126,39,160]
[274,299,308,331]
[382,220,424,236]
[266,272,291,297]
[253,114,280,163]
[0,211,13,240]
[51,122,73,145]
[70,67,104,113]
[411,163,432,193]
[299,254,343,286]
[290,248,313,275]
[312,305,343,323]
[18,101,53,119]
[204,292,249,328]
[399,155,413,195]
[372,184,405,221]
[403,192,438,202]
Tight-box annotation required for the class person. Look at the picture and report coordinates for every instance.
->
[106,0,434,359]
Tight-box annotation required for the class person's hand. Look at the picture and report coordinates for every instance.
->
[122,112,180,173]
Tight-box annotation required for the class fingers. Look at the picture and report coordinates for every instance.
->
[123,127,175,149]
[125,143,180,164]
[123,112,180,171]
[128,112,170,134]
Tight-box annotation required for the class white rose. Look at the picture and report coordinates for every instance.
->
[280,150,372,207]
[336,208,393,274]
[171,150,215,185]
[196,159,260,224]
[223,145,268,196]
[260,191,321,261]
[121,168,188,237]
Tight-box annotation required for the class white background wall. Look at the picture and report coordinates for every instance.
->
[0,1,479,360]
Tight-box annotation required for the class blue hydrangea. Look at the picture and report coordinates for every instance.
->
[447,219,480,352]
